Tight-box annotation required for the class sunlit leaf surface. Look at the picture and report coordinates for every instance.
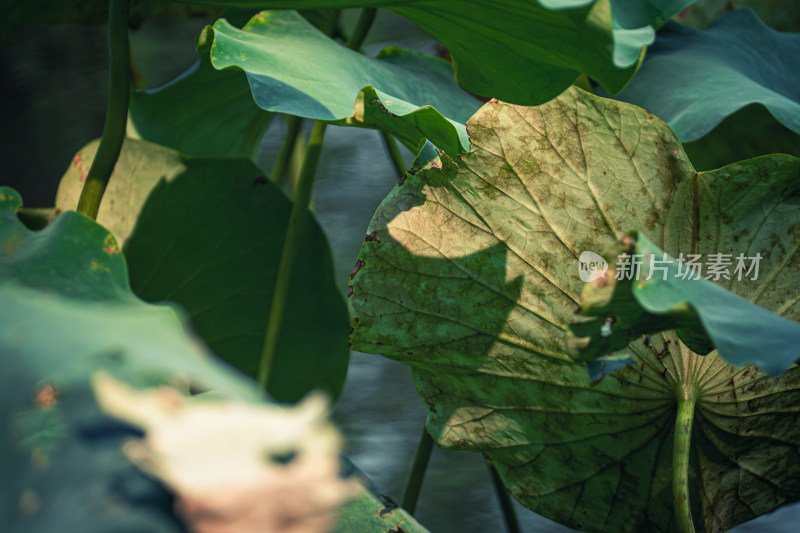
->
[349,88,800,532]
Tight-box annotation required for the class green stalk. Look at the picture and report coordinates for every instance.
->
[380,131,407,177]
[271,115,303,186]
[16,207,56,230]
[258,120,327,388]
[77,0,131,220]
[488,461,521,533]
[345,8,377,50]
[673,397,697,533]
[257,7,378,390]
[402,427,434,515]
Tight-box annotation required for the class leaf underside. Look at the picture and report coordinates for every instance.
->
[196,0,695,104]
[208,10,480,157]
[608,9,800,143]
[129,54,273,161]
[349,88,800,532]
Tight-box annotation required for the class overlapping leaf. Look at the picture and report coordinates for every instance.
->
[680,104,800,171]
[1,187,131,302]
[129,54,273,160]
[193,0,695,104]
[0,188,422,533]
[0,186,258,395]
[676,0,800,32]
[55,139,349,403]
[569,232,800,376]
[205,10,482,157]
[1,187,258,531]
[334,462,430,533]
[608,9,800,142]
[348,88,800,532]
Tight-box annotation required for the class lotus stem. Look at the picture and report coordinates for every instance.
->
[673,397,697,533]
[271,115,303,187]
[381,131,408,178]
[488,460,521,533]
[402,426,434,514]
[258,7,378,390]
[77,0,130,220]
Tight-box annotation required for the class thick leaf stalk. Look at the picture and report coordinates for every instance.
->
[77,0,130,220]
[344,7,376,50]
[259,120,328,388]
[488,461,521,533]
[402,427,434,515]
[380,131,407,178]
[673,397,696,533]
[271,115,304,186]
[259,7,378,390]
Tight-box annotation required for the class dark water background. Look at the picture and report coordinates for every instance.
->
[1,8,796,533]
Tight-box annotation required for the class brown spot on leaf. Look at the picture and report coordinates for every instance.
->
[347,286,353,298]
[365,231,379,242]
[350,260,365,280]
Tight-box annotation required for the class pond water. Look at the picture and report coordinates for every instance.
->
[2,9,798,533]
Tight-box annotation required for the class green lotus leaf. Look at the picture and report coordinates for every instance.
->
[1,186,131,302]
[0,189,253,531]
[129,53,273,161]
[0,187,259,396]
[348,87,800,532]
[190,0,696,104]
[55,139,349,403]
[569,231,800,377]
[680,104,800,171]
[607,9,800,142]
[1,341,184,533]
[675,0,800,32]
[0,189,391,532]
[203,10,479,158]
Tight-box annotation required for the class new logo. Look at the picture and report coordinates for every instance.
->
[578,251,608,282]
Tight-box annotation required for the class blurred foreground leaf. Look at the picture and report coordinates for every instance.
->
[94,374,356,533]
[55,140,349,402]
